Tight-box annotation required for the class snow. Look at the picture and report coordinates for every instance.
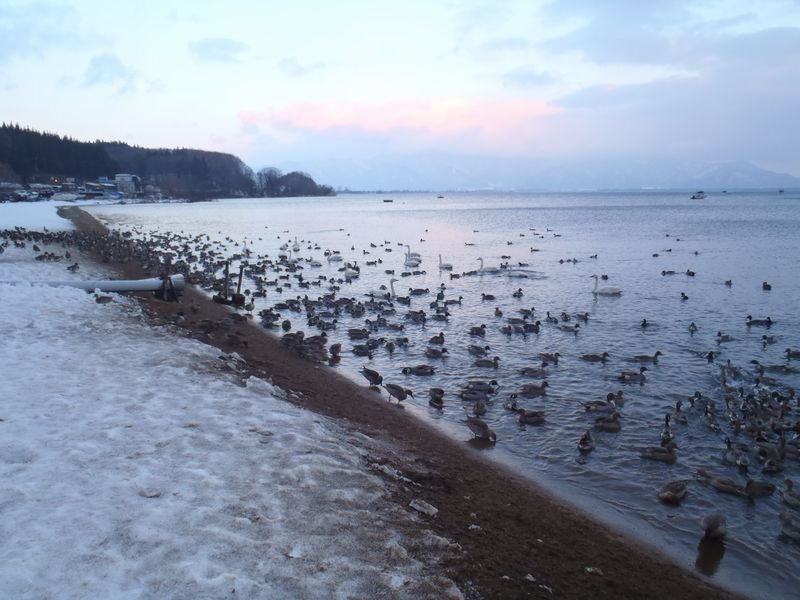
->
[0,205,461,598]
[0,200,77,230]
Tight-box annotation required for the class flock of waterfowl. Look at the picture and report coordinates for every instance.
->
[3,212,800,556]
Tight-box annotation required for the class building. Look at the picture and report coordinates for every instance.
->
[115,174,142,197]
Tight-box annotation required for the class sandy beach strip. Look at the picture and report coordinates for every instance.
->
[55,205,738,599]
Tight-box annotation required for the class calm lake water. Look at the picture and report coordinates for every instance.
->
[91,191,800,598]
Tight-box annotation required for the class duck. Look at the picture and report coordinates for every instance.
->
[474,356,501,368]
[681,292,689,301]
[467,344,491,356]
[558,323,580,334]
[538,352,561,364]
[632,351,662,363]
[716,331,734,344]
[512,288,523,298]
[701,513,727,539]
[746,315,773,327]
[428,388,444,410]
[460,389,489,403]
[577,430,595,454]
[464,379,498,393]
[383,383,413,404]
[517,408,546,425]
[581,352,609,363]
[744,479,775,498]
[660,414,674,446]
[464,415,497,443]
[428,332,445,344]
[473,398,488,416]
[673,400,688,424]
[401,364,435,376]
[695,468,745,496]
[520,362,549,377]
[583,396,617,412]
[424,347,448,359]
[703,405,721,433]
[594,411,622,433]
[360,367,383,387]
[783,479,800,508]
[659,480,689,505]
[779,512,800,542]
[521,381,549,397]
[640,441,678,463]
[786,348,800,360]
[469,324,487,337]
[688,322,698,334]
[618,366,648,383]
[481,293,496,301]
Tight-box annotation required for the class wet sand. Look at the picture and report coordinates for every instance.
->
[59,206,737,599]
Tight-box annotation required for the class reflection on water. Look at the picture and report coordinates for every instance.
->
[90,191,800,598]
[696,537,726,576]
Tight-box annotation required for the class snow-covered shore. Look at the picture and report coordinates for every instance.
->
[0,202,459,599]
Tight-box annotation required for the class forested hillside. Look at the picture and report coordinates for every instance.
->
[0,125,334,199]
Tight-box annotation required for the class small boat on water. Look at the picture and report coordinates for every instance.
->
[691,191,706,199]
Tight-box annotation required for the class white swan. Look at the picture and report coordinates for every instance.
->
[477,257,501,274]
[438,254,453,270]
[591,274,622,296]
[404,244,421,259]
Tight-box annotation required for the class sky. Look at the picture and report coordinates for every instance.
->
[2,0,800,189]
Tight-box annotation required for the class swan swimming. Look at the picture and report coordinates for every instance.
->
[591,274,622,296]
[438,254,453,270]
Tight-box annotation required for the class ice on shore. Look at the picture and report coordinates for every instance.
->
[0,204,460,598]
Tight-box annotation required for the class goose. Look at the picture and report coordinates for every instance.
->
[783,479,800,508]
[402,365,435,376]
[577,430,595,454]
[640,441,678,463]
[591,274,622,296]
[474,356,500,368]
[464,415,497,443]
[520,381,548,397]
[746,315,773,327]
[581,352,609,363]
[538,352,561,364]
[701,514,727,539]
[383,383,413,404]
[360,367,383,387]
[438,254,453,270]
[659,480,689,505]
[632,351,662,363]
[618,366,647,383]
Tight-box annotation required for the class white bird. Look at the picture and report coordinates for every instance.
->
[591,274,622,296]
[438,254,453,270]
[477,257,502,274]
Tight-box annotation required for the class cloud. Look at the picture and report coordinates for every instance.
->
[502,66,554,88]
[82,53,137,92]
[237,98,562,157]
[189,37,247,63]
[0,3,89,62]
[278,57,326,78]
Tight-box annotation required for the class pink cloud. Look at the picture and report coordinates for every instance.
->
[237,99,562,154]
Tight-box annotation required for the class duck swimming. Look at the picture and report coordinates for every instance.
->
[402,364,435,376]
[632,351,662,363]
[640,441,678,463]
[521,381,549,397]
[618,366,648,383]
[577,430,595,454]
[659,480,689,505]
[581,352,609,363]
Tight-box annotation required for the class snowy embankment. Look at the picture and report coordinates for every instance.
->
[0,202,460,599]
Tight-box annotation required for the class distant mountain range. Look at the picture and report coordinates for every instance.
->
[296,154,800,192]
